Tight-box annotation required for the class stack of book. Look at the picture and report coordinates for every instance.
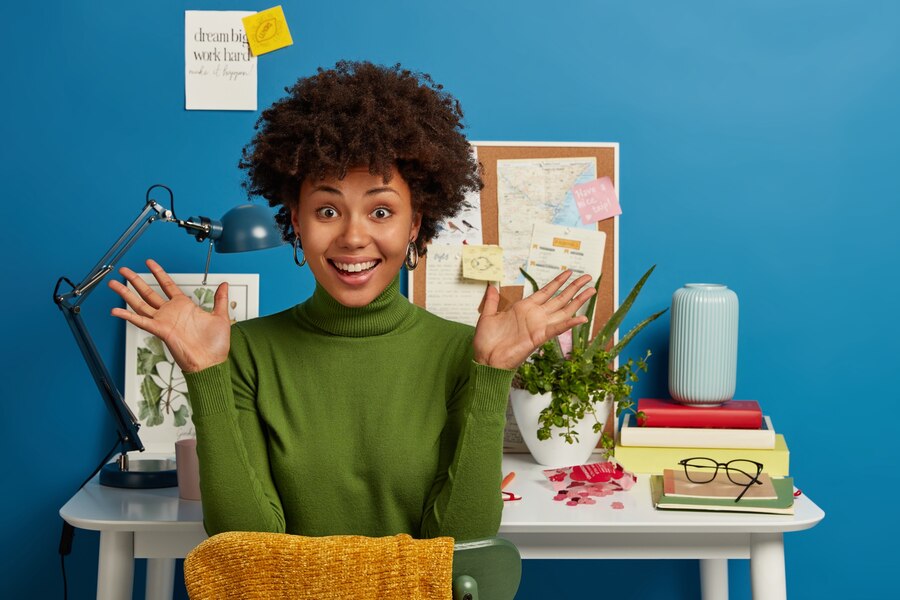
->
[614,398,790,477]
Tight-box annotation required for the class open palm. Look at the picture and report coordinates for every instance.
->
[473,271,594,371]
[109,259,232,373]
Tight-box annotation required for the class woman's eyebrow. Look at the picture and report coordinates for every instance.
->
[310,184,342,195]
[366,186,401,197]
[309,185,400,196]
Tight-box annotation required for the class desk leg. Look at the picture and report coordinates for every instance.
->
[146,559,176,600]
[750,532,786,600]
[700,559,729,600]
[97,531,134,600]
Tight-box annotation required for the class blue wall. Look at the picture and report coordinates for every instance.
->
[3,1,896,597]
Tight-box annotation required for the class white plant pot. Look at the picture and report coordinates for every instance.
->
[509,389,612,467]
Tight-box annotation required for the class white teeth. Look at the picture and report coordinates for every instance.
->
[334,260,377,273]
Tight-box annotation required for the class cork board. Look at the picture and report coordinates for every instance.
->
[410,141,619,340]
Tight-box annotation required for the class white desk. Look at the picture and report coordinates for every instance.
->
[60,453,823,600]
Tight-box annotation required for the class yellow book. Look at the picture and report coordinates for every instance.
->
[613,434,789,476]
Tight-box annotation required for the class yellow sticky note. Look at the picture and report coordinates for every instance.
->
[462,245,504,282]
[242,6,293,56]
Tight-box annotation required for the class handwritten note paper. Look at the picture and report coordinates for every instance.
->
[526,223,606,311]
[425,244,485,327]
[242,6,294,56]
[462,245,504,282]
[185,11,257,111]
[571,176,621,224]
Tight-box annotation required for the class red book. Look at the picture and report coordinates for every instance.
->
[636,399,763,429]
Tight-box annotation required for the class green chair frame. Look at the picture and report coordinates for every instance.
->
[452,537,521,600]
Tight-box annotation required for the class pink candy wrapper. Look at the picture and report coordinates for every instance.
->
[543,462,636,506]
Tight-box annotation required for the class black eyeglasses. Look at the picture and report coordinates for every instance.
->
[677,457,764,502]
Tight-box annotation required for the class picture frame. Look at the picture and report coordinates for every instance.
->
[123,273,260,453]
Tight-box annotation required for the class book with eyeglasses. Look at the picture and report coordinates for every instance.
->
[619,414,777,449]
[650,469,795,515]
[613,434,790,476]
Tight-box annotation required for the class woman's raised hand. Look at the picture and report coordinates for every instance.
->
[472,270,595,371]
[109,259,232,373]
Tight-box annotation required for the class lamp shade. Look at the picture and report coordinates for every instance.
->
[213,204,284,253]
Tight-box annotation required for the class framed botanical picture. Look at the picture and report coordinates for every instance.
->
[123,273,260,453]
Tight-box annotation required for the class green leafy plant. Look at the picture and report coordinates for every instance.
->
[515,265,667,451]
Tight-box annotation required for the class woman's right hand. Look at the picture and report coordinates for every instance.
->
[109,259,232,373]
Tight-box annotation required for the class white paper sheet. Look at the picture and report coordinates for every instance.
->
[524,222,606,315]
[185,11,257,111]
[425,244,486,327]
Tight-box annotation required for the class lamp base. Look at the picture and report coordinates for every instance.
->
[99,457,178,489]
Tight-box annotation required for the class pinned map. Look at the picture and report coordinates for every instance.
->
[496,157,597,284]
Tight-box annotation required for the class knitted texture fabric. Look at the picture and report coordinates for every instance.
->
[183,532,454,600]
[184,277,514,540]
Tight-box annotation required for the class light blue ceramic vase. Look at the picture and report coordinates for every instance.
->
[668,284,739,406]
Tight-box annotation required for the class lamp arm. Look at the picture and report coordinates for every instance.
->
[59,303,144,453]
[53,194,179,456]
[64,200,170,305]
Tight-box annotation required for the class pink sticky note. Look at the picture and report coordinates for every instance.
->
[557,329,573,357]
[572,176,621,224]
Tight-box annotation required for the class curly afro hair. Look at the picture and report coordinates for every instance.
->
[239,60,482,255]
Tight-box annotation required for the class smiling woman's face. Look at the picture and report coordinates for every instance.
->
[291,167,422,308]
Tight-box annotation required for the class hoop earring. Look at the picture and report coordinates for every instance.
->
[293,236,306,267]
[405,241,419,271]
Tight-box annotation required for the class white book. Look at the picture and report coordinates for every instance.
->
[619,414,776,449]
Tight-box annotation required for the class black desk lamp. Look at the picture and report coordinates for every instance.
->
[53,184,283,488]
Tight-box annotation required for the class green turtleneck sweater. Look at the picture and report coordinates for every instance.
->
[183,277,513,541]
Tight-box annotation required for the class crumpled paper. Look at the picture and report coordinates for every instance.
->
[543,462,636,507]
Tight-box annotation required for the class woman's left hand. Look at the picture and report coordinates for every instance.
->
[472,270,595,370]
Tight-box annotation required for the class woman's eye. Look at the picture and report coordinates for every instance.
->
[316,207,337,218]
[372,207,392,219]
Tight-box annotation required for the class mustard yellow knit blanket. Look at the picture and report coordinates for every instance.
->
[184,531,454,599]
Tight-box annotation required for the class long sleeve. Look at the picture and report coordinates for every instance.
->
[420,361,514,540]
[183,325,285,535]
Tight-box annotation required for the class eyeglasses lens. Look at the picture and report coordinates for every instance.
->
[725,460,760,486]
[683,458,719,483]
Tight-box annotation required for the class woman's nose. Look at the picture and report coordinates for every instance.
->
[338,214,370,248]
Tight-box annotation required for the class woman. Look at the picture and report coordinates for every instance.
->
[110,61,594,541]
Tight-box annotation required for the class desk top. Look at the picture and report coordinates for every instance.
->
[60,453,824,536]
[500,453,823,534]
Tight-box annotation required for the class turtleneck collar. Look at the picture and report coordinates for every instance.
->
[299,275,414,337]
